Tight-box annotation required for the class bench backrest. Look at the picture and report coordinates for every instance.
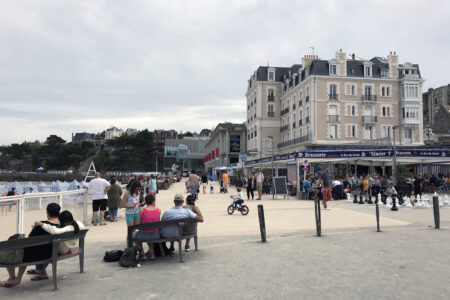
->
[0,229,89,251]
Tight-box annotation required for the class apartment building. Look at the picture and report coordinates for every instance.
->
[423,84,450,127]
[245,50,424,157]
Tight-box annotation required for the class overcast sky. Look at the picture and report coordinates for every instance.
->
[1,0,449,145]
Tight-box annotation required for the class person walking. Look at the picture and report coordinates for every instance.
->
[107,177,122,222]
[188,170,200,199]
[244,170,255,200]
[88,172,111,226]
[222,172,229,193]
[201,173,208,194]
[255,169,264,200]
[320,167,332,210]
[148,175,157,196]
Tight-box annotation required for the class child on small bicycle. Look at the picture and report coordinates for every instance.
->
[231,187,245,209]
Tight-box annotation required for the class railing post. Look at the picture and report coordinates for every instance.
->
[433,192,440,229]
[257,205,267,243]
[58,194,63,209]
[16,196,24,234]
[314,200,321,236]
[83,190,88,225]
[39,196,42,210]
[376,203,381,232]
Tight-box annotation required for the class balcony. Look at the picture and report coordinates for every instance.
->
[328,94,339,100]
[277,133,312,149]
[306,116,310,123]
[267,94,274,102]
[292,122,297,128]
[298,100,302,107]
[299,119,303,126]
[280,107,290,116]
[362,116,377,123]
[306,96,310,102]
[328,115,339,122]
[280,125,289,132]
[362,94,377,101]
[267,112,275,117]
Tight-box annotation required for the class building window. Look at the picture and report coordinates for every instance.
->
[268,89,274,101]
[404,128,412,142]
[351,106,356,116]
[381,86,391,97]
[299,128,303,137]
[364,86,372,97]
[382,106,391,117]
[364,65,371,77]
[329,125,338,139]
[364,125,373,139]
[247,134,250,140]
[329,65,337,75]
[351,85,355,96]
[351,125,356,137]
[268,70,275,81]
[268,105,274,117]
[402,107,419,119]
[329,84,338,100]
[381,70,388,78]
[382,126,392,138]
[402,83,418,98]
[306,106,310,117]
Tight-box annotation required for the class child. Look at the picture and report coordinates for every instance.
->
[230,187,245,209]
[209,180,214,194]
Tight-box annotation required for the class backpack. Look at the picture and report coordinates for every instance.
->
[119,247,139,268]
[103,250,123,262]
[0,234,26,264]
[153,242,171,257]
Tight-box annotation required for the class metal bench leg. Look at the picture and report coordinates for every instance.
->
[178,239,183,263]
[52,261,57,291]
[79,238,85,273]
[194,234,198,251]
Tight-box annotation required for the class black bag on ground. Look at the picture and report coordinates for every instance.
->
[153,242,171,257]
[103,250,123,262]
[119,247,139,267]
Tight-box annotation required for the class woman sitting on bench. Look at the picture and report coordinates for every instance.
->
[132,194,160,260]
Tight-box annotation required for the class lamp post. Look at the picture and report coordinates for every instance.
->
[268,136,275,199]
[392,126,400,186]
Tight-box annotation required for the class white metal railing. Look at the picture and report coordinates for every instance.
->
[0,189,89,234]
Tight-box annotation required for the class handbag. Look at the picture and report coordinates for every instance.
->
[0,234,26,264]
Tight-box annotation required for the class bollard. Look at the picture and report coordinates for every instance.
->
[375,203,380,232]
[314,200,321,236]
[391,196,398,211]
[257,205,267,242]
[359,195,364,204]
[432,192,440,229]
[353,193,358,203]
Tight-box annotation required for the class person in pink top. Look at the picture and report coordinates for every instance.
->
[132,194,160,260]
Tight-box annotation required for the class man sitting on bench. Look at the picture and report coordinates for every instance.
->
[160,194,204,254]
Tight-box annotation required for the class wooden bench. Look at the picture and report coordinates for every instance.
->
[0,229,88,290]
[127,218,198,263]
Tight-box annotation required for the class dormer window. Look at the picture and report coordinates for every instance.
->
[268,70,275,81]
[381,70,388,78]
[364,66,371,77]
[329,64,337,75]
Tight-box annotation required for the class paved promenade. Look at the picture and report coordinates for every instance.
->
[1,182,449,299]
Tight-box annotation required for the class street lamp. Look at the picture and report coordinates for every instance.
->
[392,126,400,186]
[267,136,275,199]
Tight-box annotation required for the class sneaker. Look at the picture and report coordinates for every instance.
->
[168,247,175,254]
[324,207,331,210]
[148,252,156,260]
[185,245,190,252]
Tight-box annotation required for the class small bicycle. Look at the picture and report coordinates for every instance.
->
[227,197,249,215]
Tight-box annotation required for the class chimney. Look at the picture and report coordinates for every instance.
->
[351,53,355,60]
[335,49,347,76]
[302,54,319,69]
[388,51,399,78]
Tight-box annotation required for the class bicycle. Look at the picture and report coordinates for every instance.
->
[227,196,249,215]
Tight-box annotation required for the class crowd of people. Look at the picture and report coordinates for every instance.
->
[302,170,450,208]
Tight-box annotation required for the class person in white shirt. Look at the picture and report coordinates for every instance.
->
[230,187,245,209]
[88,172,111,226]
[255,169,264,200]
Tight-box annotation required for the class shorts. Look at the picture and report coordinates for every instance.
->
[190,186,198,195]
[92,199,107,212]
[363,189,369,194]
[256,182,263,192]
[202,183,207,188]
[126,213,139,223]
[182,230,197,235]
[135,230,160,241]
